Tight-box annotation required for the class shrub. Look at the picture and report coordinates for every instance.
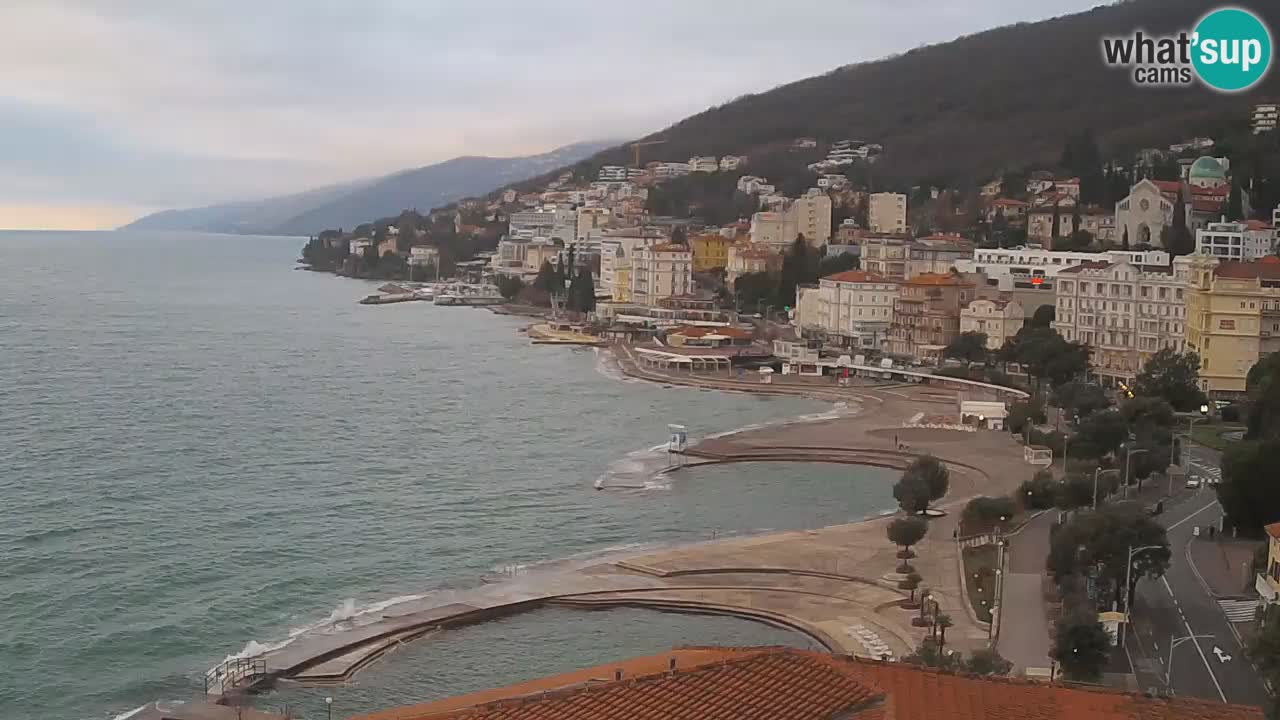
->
[961,496,1017,533]
[1221,404,1241,423]
[1018,470,1058,510]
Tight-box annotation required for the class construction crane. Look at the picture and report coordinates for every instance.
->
[630,139,667,168]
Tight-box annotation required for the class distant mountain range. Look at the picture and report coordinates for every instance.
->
[121,141,616,236]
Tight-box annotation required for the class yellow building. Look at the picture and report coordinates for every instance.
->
[690,232,732,272]
[613,266,631,303]
[1258,522,1280,606]
[1184,255,1280,396]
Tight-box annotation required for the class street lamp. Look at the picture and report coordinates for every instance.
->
[1121,544,1166,647]
[326,697,333,720]
[1093,467,1120,509]
[1123,446,1148,498]
[1167,632,1214,690]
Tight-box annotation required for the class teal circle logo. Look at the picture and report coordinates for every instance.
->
[1192,8,1272,92]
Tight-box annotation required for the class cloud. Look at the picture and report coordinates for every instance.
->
[0,0,1104,228]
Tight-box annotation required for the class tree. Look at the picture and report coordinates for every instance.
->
[901,571,923,603]
[1133,348,1206,412]
[1218,436,1280,536]
[887,516,929,558]
[1018,470,1058,510]
[1051,614,1111,681]
[905,455,950,505]
[893,473,931,515]
[818,252,859,277]
[777,235,818,307]
[933,613,954,650]
[1050,202,1062,241]
[1031,304,1056,328]
[496,275,525,300]
[905,637,961,670]
[944,331,989,365]
[670,225,688,245]
[1046,503,1171,607]
[1052,381,1111,419]
[1121,226,1130,250]
[1073,409,1128,459]
[964,647,1013,676]
[1166,187,1195,256]
[1246,353,1280,440]
[1248,605,1280,705]
[733,271,777,311]
[1227,181,1245,222]
[533,260,558,294]
[961,496,1017,532]
[1055,474,1097,510]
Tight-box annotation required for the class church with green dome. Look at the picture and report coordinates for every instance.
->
[1187,155,1229,190]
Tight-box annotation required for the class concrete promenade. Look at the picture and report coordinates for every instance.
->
[221,362,1032,697]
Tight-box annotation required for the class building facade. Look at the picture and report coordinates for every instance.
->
[954,247,1170,292]
[868,192,907,234]
[600,228,664,301]
[1254,103,1279,134]
[860,234,910,281]
[1115,179,1178,248]
[690,232,732,272]
[795,270,898,349]
[905,235,974,277]
[1195,220,1276,261]
[1184,256,1280,396]
[888,273,976,361]
[629,243,693,306]
[1053,258,1192,385]
[960,298,1024,349]
[726,243,780,284]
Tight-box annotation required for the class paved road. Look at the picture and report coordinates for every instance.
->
[1126,444,1269,706]
[997,511,1054,673]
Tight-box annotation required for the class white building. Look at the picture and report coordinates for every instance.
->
[1115,179,1181,248]
[1254,103,1278,134]
[630,243,693,305]
[600,228,665,300]
[509,207,577,244]
[954,247,1172,291]
[502,189,518,204]
[794,270,898,349]
[748,193,832,249]
[576,207,612,248]
[1196,219,1277,261]
[653,162,691,179]
[598,166,628,181]
[409,245,439,266]
[1053,257,1193,384]
[960,298,1025,349]
[817,174,849,190]
[688,156,719,173]
[720,155,747,171]
[869,192,907,234]
[349,238,373,257]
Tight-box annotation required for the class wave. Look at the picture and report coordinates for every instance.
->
[592,347,639,384]
[109,704,151,720]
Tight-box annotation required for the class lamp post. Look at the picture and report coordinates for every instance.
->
[1167,632,1214,690]
[1093,467,1120,509]
[1121,544,1166,647]
[326,697,333,720]
[1123,446,1148,498]
[1061,433,1070,474]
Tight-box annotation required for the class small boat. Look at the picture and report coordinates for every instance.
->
[434,293,459,306]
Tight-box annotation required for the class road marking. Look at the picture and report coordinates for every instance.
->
[1168,500,1221,531]
[1162,576,1228,703]
[1214,646,1234,663]
[1218,599,1259,623]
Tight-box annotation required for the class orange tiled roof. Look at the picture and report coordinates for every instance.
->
[1152,180,1183,195]
[1215,260,1280,281]
[352,647,1262,720]
[824,270,892,284]
[991,198,1029,207]
[1266,522,1280,540]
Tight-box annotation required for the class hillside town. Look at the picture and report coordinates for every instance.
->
[284,101,1280,713]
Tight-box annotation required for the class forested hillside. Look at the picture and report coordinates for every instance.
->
[545,0,1280,190]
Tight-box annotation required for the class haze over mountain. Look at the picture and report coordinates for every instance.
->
[122,141,614,236]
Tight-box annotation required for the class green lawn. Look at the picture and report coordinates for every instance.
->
[1188,423,1246,452]
[962,545,1000,623]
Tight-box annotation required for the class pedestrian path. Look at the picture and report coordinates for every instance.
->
[1218,599,1258,623]
[1189,461,1222,483]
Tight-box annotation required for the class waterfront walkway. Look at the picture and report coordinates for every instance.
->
[216,369,1033,697]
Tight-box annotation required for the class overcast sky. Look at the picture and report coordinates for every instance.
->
[0,0,1105,230]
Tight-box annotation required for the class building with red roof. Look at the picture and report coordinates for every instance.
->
[352,647,1263,720]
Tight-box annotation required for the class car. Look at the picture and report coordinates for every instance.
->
[1185,478,1202,489]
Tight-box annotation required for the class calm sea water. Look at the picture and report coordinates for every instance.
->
[0,231,893,720]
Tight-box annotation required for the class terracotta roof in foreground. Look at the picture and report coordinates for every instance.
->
[351,647,1263,720]
[1215,258,1280,280]
[1266,522,1280,540]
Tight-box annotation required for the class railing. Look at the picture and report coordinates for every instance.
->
[204,656,269,696]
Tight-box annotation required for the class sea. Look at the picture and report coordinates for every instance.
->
[0,231,896,720]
